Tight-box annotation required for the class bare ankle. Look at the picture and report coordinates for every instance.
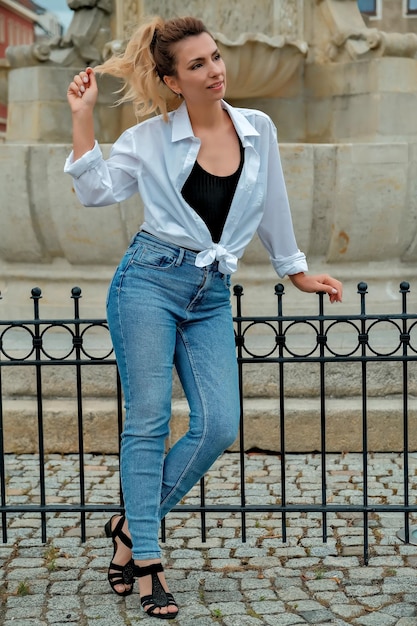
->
[135,558,161,567]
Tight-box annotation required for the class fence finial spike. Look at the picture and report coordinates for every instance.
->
[71,286,82,298]
[31,287,42,299]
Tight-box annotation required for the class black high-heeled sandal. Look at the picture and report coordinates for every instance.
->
[104,515,134,597]
[133,562,179,620]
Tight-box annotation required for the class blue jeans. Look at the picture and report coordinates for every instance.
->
[106,231,240,559]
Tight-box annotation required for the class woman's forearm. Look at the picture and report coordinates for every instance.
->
[67,68,98,161]
[72,110,95,161]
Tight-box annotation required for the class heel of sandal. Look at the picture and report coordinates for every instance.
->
[104,519,112,538]
[105,515,134,597]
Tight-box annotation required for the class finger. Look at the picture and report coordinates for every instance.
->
[328,288,342,303]
[84,67,97,87]
[315,283,336,295]
[67,81,81,98]
[73,73,85,87]
[78,71,90,86]
[68,80,84,98]
[73,69,94,90]
[324,279,343,302]
[70,74,87,97]
[332,281,343,302]
[316,283,341,303]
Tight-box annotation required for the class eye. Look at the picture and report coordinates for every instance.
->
[191,62,203,70]
[214,52,221,60]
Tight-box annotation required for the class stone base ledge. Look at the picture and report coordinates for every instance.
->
[1,259,417,320]
[3,396,416,455]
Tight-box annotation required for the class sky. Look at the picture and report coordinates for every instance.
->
[34,0,73,31]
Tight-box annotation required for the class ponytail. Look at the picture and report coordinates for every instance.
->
[95,15,209,121]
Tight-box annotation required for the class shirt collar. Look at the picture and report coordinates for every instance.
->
[171,99,260,144]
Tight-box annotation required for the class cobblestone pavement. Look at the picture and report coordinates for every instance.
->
[1,452,417,625]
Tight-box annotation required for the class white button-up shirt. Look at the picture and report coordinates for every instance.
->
[64,100,308,277]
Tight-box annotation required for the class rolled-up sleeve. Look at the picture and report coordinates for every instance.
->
[64,132,140,207]
[64,141,103,178]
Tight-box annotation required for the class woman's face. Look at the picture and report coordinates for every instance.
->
[164,32,226,105]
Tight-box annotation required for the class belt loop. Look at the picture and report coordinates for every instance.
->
[175,247,185,266]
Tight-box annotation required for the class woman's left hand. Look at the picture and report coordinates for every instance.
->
[289,272,343,303]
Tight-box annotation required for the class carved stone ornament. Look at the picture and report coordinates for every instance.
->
[6,0,113,68]
[214,32,308,98]
[318,0,417,61]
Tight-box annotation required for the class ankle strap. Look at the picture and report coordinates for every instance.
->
[133,562,164,578]
[113,515,133,549]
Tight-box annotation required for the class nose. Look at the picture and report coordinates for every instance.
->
[208,59,220,76]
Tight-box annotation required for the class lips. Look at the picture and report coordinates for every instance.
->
[208,81,223,89]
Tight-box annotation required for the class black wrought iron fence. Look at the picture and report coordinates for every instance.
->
[1,281,417,564]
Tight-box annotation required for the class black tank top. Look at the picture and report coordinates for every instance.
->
[181,142,244,243]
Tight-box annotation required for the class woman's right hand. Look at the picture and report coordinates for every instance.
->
[67,67,98,114]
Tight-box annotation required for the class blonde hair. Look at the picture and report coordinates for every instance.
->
[95,15,210,121]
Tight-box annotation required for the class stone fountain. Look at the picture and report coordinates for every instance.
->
[1,0,417,318]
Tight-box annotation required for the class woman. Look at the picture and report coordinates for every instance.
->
[65,15,342,620]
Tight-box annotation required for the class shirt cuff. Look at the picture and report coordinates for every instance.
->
[63,140,103,178]
[270,251,308,278]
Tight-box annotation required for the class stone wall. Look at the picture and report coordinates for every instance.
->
[1,138,417,319]
[130,0,304,39]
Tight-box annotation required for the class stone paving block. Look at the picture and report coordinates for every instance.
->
[304,578,340,592]
[348,566,385,581]
[171,557,205,569]
[357,593,394,609]
[276,586,309,601]
[313,591,349,604]
[204,591,244,603]
[1,617,48,626]
[383,601,416,617]
[209,558,242,569]
[382,577,417,594]
[50,569,82,581]
[6,580,49,595]
[6,567,48,579]
[263,615,307,625]
[287,599,328,613]
[243,588,277,601]
[176,617,215,626]
[352,612,397,625]
[222,616,264,626]
[207,547,232,558]
[250,600,286,614]
[187,537,222,548]
[6,593,46,608]
[332,603,365,619]
[203,576,239,591]
[5,606,44,619]
[345,584,381,597]
[47,595,80,611]
[298,608,334,623]
[286,557,321,568]
[240,576,272,590]
[208,600,250,616]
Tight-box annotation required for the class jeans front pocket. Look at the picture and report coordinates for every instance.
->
[132,244,177,270]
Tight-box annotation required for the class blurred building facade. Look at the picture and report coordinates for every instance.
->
[359,0,417,32]
[0,0,61,136]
